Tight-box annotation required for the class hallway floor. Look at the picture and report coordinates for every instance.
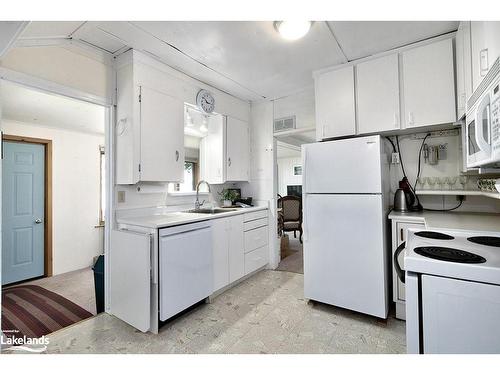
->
[276,236,303,274]
[44,270,405,354]
[15,267,96,315]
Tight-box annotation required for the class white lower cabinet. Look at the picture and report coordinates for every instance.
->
[212,210,269,293]
[390,218,425,320]
[212,215,245,292]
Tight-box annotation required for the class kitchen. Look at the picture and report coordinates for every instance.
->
[1,3,500,371]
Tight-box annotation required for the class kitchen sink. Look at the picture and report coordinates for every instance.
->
[185,208,237,214]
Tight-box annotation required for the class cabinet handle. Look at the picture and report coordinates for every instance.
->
[175,150,179,162]
[228,157,232,167]
[400,228,404,242]
[408,112,414,126]
[480,48,489,77]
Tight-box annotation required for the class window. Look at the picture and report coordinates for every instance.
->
[99,145,106,225]
[168,161,204,194]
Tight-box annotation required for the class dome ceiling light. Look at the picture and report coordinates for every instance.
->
[274,21,312,41]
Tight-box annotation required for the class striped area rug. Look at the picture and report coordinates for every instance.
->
[2,285,93,340]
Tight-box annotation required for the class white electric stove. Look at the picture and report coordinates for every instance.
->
[398,228,500,354]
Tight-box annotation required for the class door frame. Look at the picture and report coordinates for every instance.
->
[3,134,53,277]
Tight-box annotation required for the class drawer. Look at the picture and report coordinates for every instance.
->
[243,209,268,223]
[244,225,268,253]
[244,217,267,231]
[244,245,268,275]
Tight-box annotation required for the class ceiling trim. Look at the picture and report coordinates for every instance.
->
[274,126,315,138]
[0,21,30,59]
[324,21,348,63]
[277,140,301,152]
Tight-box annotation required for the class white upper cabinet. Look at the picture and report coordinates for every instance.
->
[471,21,500,92]
[356,54,400,134]
[139,87,184,182]
[456,22,473,119]
[226,116,250,181]
[315,66,356,140]
[401,38,456,128]
[115,51,185,184]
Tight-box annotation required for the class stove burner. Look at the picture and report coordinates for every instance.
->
[414,231,454,240]
[414,246,486,264]
[467,236,500,248]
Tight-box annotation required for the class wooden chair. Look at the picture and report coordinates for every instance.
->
[277,195,302,243]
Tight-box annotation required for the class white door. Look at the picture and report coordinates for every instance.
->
[226,116,249,181]
[109,230,151,332]
[140,86,184,182]
[212,218,229,292]
[303,136,382,194]
[303,193,388,318]
[315,66,356,140]
[401,38,456,128]
[228,215,244,283]
[357,54,400,134]
[422,275,500,353]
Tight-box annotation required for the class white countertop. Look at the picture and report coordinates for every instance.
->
[389,210,500,233]
[117,205,268,229]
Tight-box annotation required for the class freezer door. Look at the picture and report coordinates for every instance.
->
[303,193,389,318]
[303,135,383,194]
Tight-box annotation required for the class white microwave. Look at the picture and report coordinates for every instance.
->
[466,59,500,168]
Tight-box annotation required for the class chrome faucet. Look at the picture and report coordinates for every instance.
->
[195,180,211,210]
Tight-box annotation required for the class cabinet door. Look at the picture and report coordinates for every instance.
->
[212,218,229,292]
[140,86,184,182]
[401,38,456,128]
[315,66,356,140]
[471,21,500,92]
[226,116,249,181]
[109,230,152,332]
[456,22,473,119]
[357,54,400,134]
[228,215,244,283]
[394,221,425,303]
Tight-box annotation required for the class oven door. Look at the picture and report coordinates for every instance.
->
[467,93,492,167]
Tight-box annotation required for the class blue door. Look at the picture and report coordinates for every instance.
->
[2,141,45,285]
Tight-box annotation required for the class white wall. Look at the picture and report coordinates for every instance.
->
[389,132,500,212]
[1,45,114,101]
[1,119,105,275]
[277,157,302,197]
[273,87,315,129]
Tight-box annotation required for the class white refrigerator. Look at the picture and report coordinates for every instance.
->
[302,135,390,318]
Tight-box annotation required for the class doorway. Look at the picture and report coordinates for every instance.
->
[2,136,52,285]
[1,78,110,342]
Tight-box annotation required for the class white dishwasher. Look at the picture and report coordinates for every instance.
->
[159,220,213,321]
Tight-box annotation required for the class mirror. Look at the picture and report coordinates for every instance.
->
[168,104,224,194]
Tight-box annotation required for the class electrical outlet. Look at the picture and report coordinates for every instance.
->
[391,153,400,164]
[117,191,126,203]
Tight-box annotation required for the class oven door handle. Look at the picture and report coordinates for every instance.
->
[394,241,406,284]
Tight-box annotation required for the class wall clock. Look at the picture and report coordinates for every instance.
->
[196,89,215,113]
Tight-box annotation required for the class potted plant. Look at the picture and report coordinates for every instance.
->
[218,189,238,207]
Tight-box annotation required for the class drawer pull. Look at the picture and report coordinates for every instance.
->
[400,228,404,242]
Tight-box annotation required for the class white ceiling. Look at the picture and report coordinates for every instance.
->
[18,21,459,101]
[1,80,106,134]
[277,141,301,159]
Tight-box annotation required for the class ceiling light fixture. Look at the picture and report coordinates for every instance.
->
[200,116,208,133]
[274,21,312,41]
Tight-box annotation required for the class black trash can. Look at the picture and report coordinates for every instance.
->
[92,255,105,314]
